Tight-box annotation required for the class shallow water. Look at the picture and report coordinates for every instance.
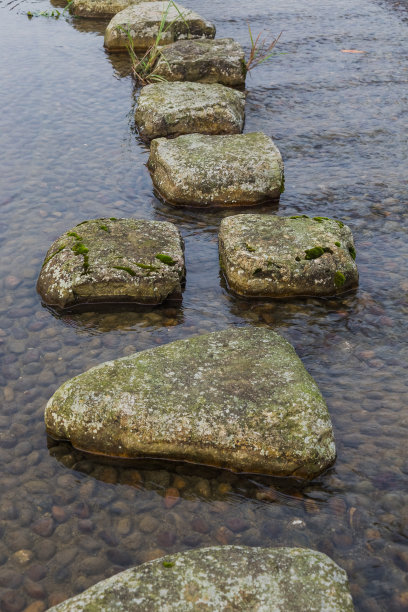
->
[0,0,407,609]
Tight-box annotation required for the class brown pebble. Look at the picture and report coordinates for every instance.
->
[23,602,46,612]
[395,550,408,572]
[138,548,165,563]
[304,499,320,514]
[139,515,159,533]
[3,387,14,402]
[78,519,94,533]
[156,530,176,548]
[34,540,56,562]
[255,488,278,502]
[217,483,232,495]
[215,526,234,545]
[0,591,26,612]
[225,517,250,533]
[163,488,180,509]
[73,502,90,519]
[172,476,186,490]
[0,569,23,588]
[4,276,21,289]
[51,506,69,523]
[191,517,210,534]
[328,497,347,519]
[24,579,46,600]
[47,593,69,607]
[32,518,55,538]
[25,564,47,582]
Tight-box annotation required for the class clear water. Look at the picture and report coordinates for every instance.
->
[0,0,407,609]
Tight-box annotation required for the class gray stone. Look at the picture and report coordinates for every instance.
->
[154,38,246,87]
[219,214,359,298]
[37,218,185,309]
[148,132,284,207]
[104,2,215,53]
[45,327,335,479]
[135,82,245,141]
[69,0,155,18]
[48,545,354,611]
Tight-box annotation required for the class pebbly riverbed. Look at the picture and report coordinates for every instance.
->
[0,0,407,610]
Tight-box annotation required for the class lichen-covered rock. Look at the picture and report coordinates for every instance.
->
[219,214,359,298]
[154,38,246,87]
[104,2,215,53]
[148,132,284,207]
[69,0,155,19]
[37,218,185,309]
[48,545,354,611]
[45,327,335,478]
[135,82,245,141]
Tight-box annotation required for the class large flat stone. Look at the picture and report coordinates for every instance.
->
[48,545,354,611]
[45,327,336,478]
[219,214,359,298]
[154,38,246,87]
[148,132,284,207]
[104,2,215,52]
[69,0,155,19]
[37,218,185,309]
[135,82,245,141]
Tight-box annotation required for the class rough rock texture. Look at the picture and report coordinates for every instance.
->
[135,82,245,141]
[104,2,215,52]
[154,38,246,87]
[70,0,155,19]
[148,132,284,207]
[48,545,354,611]
[45,327,336,478]
[37,218,185,309]
[219,214,359,298]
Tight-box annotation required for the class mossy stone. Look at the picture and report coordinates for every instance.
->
[48,545,354,611]
[219,214,359,298]
[45,327,335,479]
[154,38,246,87]
[135,82,245,141]
[148,132,284,207]
[104,2,215,53]
[69,0,155,18]
[37,218,185,309]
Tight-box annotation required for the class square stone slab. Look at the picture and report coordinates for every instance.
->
[219,214,359,298]
[104,2,215,52]
[154,38,246,87]
[37,218,185,309]
[70,0,156,18]
[148,132,284,207]
[45,327,336,478]
[135,82,245,141]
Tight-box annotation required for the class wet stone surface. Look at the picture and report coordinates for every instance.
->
[148,133,284,207]
[219,214,359,298]
[104,1,216,52]
[37,218,185,309]
[135,81,245,141]
[154,38,247,87]
[49,545,354,611]
[0,0,407,609]
[45,327,336,478]
[69,0,156,18]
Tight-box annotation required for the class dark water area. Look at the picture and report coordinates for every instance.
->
[0,0,407,609]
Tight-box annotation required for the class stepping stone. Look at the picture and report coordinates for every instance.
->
[104,1,215,53]
[69,0,155,19]
[148,132,284,207]
[135,82,245,141]
[37,218,185,309]
[48,545,355,611]
[219,214,359,298]
[45,327,336,478]
[154,38,246,87]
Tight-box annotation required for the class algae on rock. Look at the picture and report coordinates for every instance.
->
[37,218,185,309]
[104,1,215,52]
[154,38,246,87]
[219,214,358,298]
[48,545,354,611]
[45,327,335,479]
[148,132,284,207]
[135,81,245,141]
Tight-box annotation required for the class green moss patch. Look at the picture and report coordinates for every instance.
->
[334,271,346,288]
[113,265,137,277]
[156,253,176,266]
